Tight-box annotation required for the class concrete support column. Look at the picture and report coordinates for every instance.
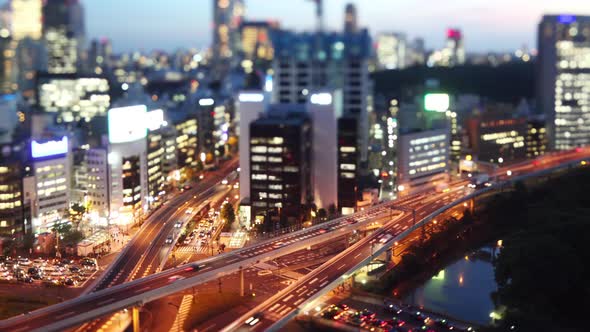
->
[132,306,140,332]
[239,267,244,297]
[385,248,393,262]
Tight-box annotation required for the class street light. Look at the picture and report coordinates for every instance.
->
[506,170,512,176]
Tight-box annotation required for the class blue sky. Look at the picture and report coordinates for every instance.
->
[85,0,590,53]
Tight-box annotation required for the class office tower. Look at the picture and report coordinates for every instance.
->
[237,91,265,201]
[338,116,358,214]
[212,0,244,78]
[174,116,198,170]
[11,0,42,41]
[397,128,450,195]
[85,147,109,219]
[88,38,112,75]
[407,37,426,66]
[0,143,25,236]
[526,116,547,158]
[249,108,312,226]
[466,105,527,164]
[431,28,465,67]
[344,3,358,34]
[240,21,279,67]
[308,91,338,210]
[538,15,590,150]
[36,73,111,123]
[42,0,80,74]
[272,30,372,164]
[0,27,15,93]
[0,94,18,143]
[23,136,71,233]
[146,109,166,208]
[376,33,407,70]
[107,105,149,226]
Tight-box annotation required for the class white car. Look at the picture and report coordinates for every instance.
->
[165,236,174,244]
[221,179,228,185]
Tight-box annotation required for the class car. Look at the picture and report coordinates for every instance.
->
[186,208,194,214]
[32,258,46,266]
[359,309,376,320]
[183,238,192,245]
[175,221,183,228]
[184,263,201,272]
[413,311,427,322]
[245,313,263,326]
[64,278,78,286]
[165,235,174,244]
[17,257,31,266]
[61,258,74,265]
[168,275,185,282]
[182,185,192,191]
[69,266,80,273]
[272,241,285,249]
[221,179,228,185]
[385,303,403,314]
[435,318,449,327]
[81,258,97,267]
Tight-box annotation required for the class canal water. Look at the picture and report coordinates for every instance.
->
[404,246,499,325]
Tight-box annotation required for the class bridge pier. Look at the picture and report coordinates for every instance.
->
[385,248,392,262]
[132,306,140,332]
[469,198,475,214]
[239,267,244,297]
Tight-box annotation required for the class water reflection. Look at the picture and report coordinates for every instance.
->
[404,246,499,325]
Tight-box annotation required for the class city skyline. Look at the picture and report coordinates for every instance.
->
[81,0,590,53]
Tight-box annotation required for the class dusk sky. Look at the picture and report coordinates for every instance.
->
[85,0,590,53]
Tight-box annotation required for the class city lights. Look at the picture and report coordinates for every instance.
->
[424,93,450,112]
[31,136,69,159]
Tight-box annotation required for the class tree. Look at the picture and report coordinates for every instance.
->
[328,204,337,218]
[221,203,236,232]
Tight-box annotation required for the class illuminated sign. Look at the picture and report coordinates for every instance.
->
[31,136,68,159]
[424,93,450,112]
[146,109,165,131]
[199,98,214,106]
[558,15,576,24]
[108,105,147,144]
[310,93,333,105]
[238,93,264,103]
[264,74,273,92]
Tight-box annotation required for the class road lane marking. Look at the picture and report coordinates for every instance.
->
[97,298,115,306]
[319,280,329,287]
[133,286,151,293]
[55,311,75,319]
[294,298,305,305]
[282,294,294,302]
[337,264,346,270]
[309,277,318,284]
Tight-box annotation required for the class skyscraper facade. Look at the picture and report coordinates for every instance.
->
[376,33,407,70]
[344,3,357,34]
[538,15,590,150]
[11,0,42,41]
[212,0,244,78]
[42,0,81,74]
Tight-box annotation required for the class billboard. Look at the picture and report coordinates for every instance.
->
[31,136,68,159]
[108,105,148,143]
[424,93,450,112]
[146,109,165,131]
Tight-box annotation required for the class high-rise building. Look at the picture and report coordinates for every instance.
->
[240,21,279,66]
[107,106,149,227]
[23,136,71,233]
[88,38,112,75]
[466,111,527,164]
[429,29,465,67]
[237,92,265,201]
[526,116,547,158]
[11,0,42,41]
[538,15,590,150]
[344,3,357,34]
[308,91,338,210]
[272,30,372,164]
[212,0,244,78]
[249,108,312,227]
[42,0,81,74]
[36,73,111,123]
[376,33,407,70]
[0,143,25,236]
[397,128,450,195]
[337,116,358,214]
